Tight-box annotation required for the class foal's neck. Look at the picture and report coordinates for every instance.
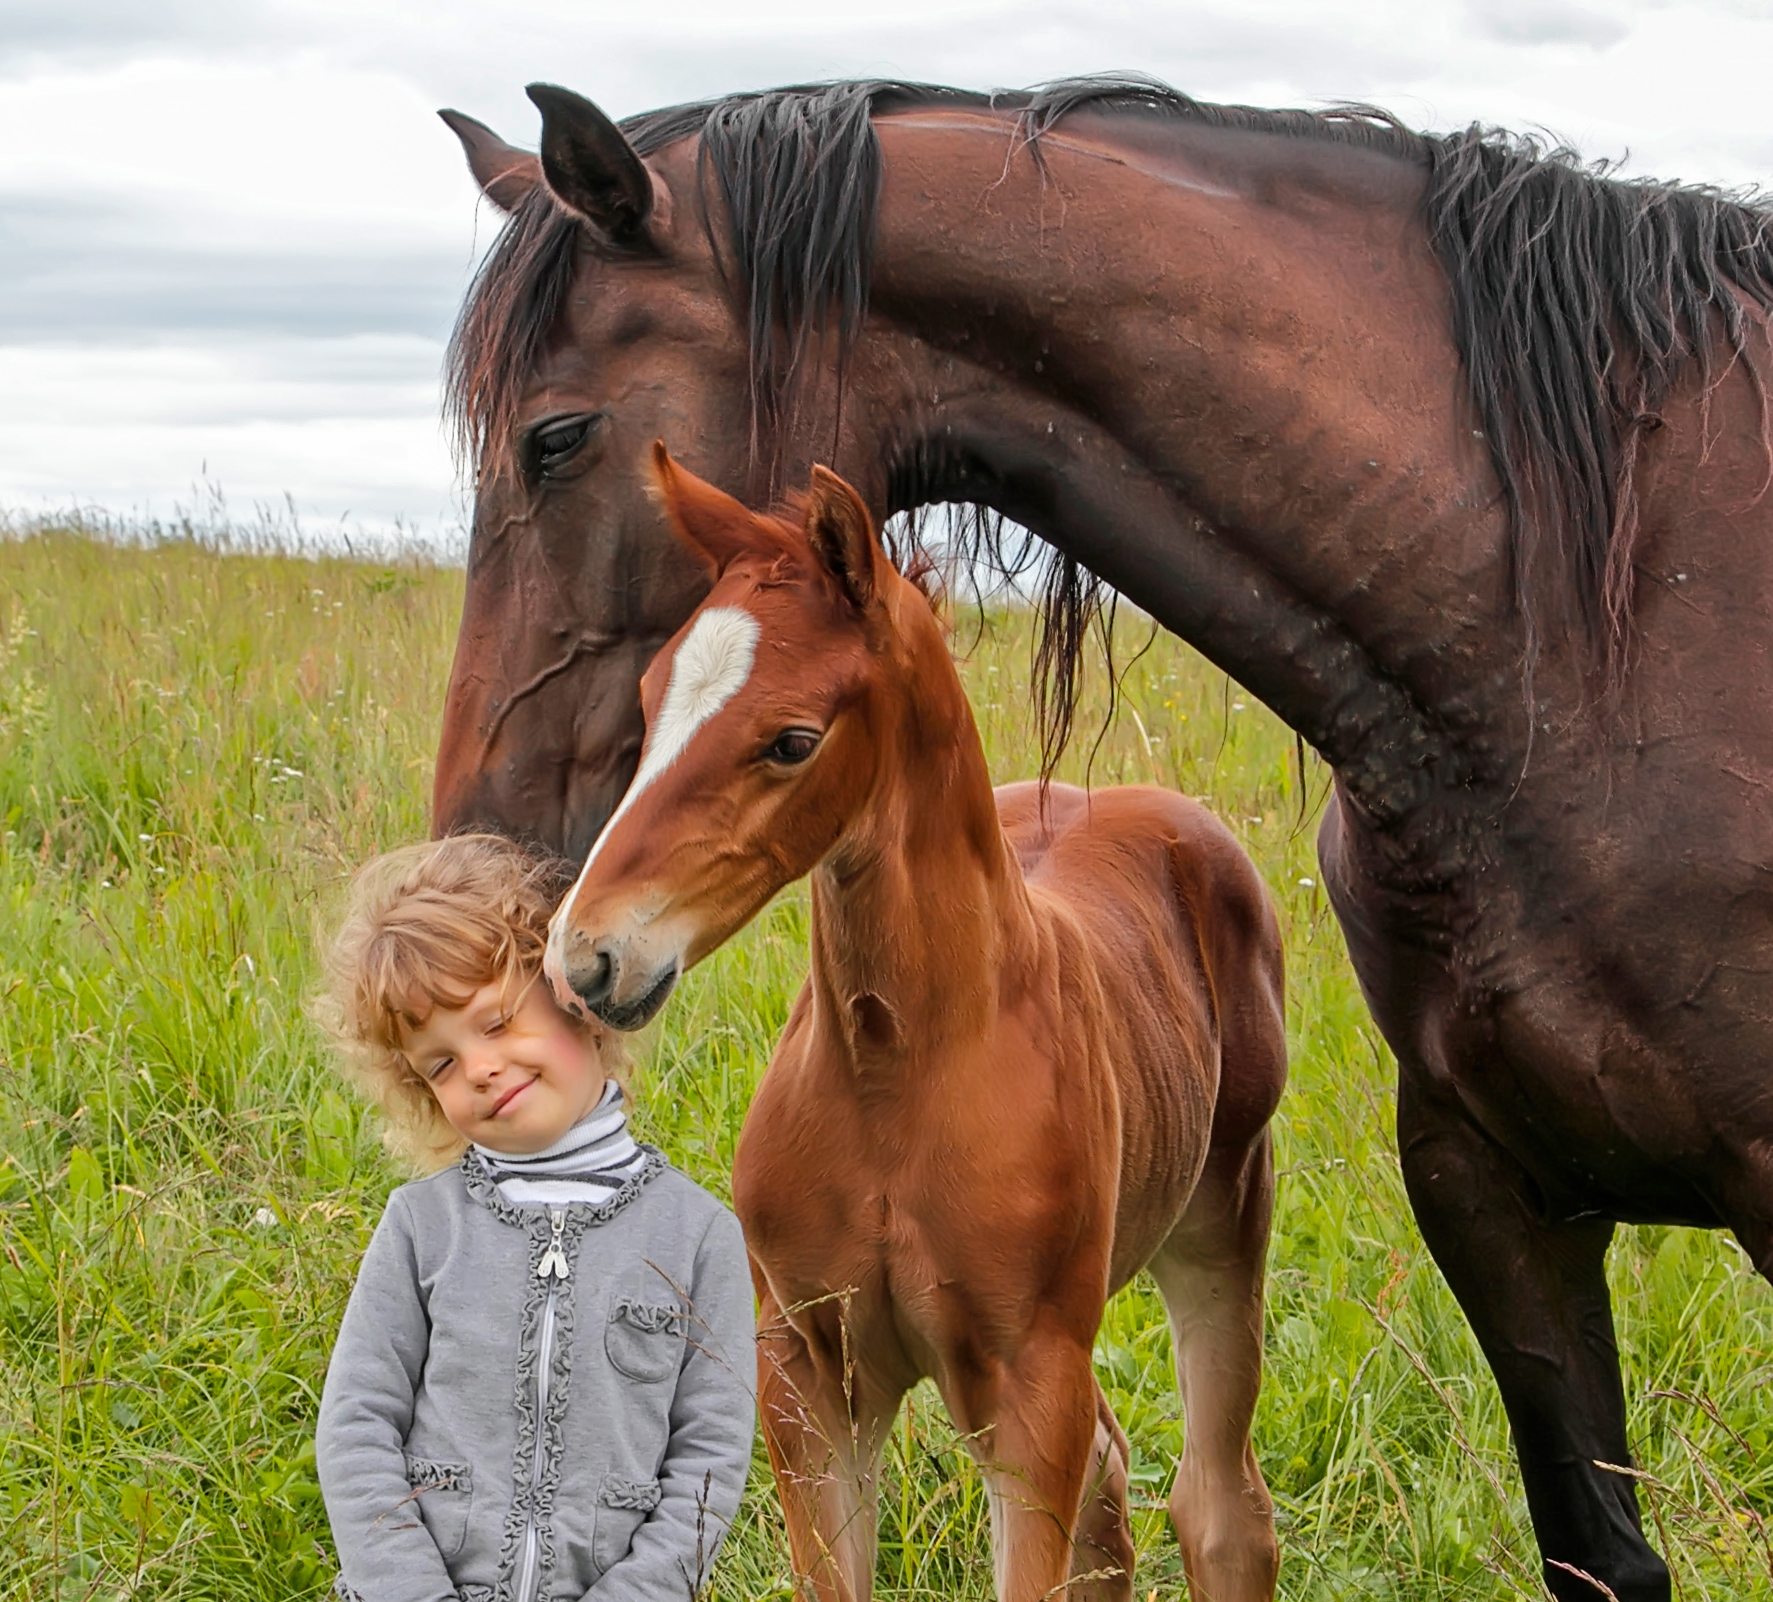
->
[807,606,1033,1066]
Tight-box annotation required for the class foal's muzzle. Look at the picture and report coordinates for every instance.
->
[549,927,680,1032]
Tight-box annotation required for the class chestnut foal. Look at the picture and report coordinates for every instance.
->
[545,447,1286,1602]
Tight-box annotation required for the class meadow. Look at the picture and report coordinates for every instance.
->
[3,524,1772,1600]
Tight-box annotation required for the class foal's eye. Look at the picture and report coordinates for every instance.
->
[764,728,821,766]
[524,413,603,480]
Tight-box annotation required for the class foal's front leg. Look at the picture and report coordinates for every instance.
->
[755,1282,906,1602]
[947,1327,1107,1602]
[1068,1377,1136,1602]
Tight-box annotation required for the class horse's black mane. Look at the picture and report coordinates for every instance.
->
[447,75,1773,764]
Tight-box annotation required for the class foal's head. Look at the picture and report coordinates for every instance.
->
[544,445,953,1029]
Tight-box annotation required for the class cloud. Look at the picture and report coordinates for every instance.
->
[1468,0,1632,49]
[0,0,291,72]
[0,193,462,344]
[0,336,460,535]
[1,0,1770,538]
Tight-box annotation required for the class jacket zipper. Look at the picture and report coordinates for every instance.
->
[516,1208,570,1602]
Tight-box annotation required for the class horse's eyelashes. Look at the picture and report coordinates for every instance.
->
[525,413,604,480]
[764,728,820,766]
[541,417,592,459]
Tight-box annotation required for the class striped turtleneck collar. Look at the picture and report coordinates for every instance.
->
[470,1080,648,1207]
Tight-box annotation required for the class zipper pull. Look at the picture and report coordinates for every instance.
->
[536,1208,570,1282]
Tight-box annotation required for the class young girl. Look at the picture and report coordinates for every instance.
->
[316,834,754,1602]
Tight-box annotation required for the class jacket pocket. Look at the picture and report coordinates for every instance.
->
[604,1272,687,1383]
[403,1454,473,1560]
[593,1473,662,1575]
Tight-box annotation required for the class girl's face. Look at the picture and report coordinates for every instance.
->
[404,976,607,1154]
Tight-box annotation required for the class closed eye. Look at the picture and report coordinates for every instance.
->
[426,1057,455,1082]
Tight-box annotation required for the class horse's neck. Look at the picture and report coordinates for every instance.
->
[858,112,1530,823]
[805,628,1034,1065]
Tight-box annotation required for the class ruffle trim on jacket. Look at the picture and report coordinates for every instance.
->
[333,1582,492,1602]
[611,1295,688,1335]
[460,1143,665,1230]
[464,1144,667,1600]
[403,1454,472,1494]
[599,1473,664,1512]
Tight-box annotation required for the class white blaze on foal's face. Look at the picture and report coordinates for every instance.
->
[548,605,760,961]
[629,605,762,818]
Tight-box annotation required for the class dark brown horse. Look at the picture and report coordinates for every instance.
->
[544,446,1287,1601]
[433,79,1773,1601]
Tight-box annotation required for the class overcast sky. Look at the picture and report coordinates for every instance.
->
[3,0,1770,544]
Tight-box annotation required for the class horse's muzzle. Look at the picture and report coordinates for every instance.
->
[547,927,679,1032]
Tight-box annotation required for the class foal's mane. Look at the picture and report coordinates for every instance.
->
[446,75,1773,764]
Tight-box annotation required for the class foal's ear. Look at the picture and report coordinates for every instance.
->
[438,109,542,213]
[650,443,765,574]
[806,466,882,611]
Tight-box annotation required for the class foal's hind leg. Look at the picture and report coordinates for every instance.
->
[1066,1377,1135,1602]
[1150,1133,1279,1602]
[755,1283,906,1602]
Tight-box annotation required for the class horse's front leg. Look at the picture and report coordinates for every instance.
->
[755,1281,907,1602]
[1398,1067,1671,1602]
[946,1325,1108,1602]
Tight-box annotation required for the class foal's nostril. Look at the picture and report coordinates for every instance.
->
[565,937,616,1009]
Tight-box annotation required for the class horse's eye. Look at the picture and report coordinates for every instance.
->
[526,414,602,479]
[764,728,821,766]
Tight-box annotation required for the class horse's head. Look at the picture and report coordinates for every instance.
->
[434,89,766,859]
[434,80,1219,860]
[541,445,932,1030]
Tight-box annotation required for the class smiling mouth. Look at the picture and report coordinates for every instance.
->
[490,1079,534,1118]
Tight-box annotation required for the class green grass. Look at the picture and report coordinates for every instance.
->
[2,526,1772,1599]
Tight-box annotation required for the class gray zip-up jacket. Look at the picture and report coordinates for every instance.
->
[317,1149,754,1602]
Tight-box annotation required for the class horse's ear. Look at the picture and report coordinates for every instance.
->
[438,109,542,213]
[650,443,766,574]
[806,466,882,611]
[526,84,661,246]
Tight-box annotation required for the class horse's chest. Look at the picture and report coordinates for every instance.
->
[1330,781,1759,1222]
[741,1120,1114,1357]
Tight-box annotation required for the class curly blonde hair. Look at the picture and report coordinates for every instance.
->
[319,833,625,1171]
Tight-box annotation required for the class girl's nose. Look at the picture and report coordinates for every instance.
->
[461,1049,500,1086]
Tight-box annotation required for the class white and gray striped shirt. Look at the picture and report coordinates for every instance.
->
[470,1080,649,1207]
